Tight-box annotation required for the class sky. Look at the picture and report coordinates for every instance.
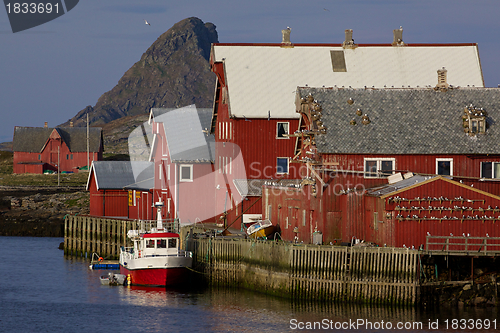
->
[1,0,500,144]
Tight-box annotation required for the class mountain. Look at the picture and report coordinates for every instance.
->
[64,17,218,127]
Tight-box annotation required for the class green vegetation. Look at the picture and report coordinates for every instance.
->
[65,195,89,208]
[0,152,88,186]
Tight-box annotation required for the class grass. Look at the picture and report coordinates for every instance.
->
[65,195,89,208]
[0,151,88,187]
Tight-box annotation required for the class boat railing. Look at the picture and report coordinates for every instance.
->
[120,246,192,259]
[134,219,180,234]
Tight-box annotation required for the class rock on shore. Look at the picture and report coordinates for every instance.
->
[0,186,89,237]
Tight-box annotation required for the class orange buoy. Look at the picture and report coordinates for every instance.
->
[98,257,103,262]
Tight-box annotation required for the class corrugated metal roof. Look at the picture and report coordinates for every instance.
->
[88,161,153,190]
[212,44,483,119]
[13,126,102,153]
[366,175,434,197]
[298,87,500,155]
[153,106,215,163]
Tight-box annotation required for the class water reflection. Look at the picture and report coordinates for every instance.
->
[57,246,499,332]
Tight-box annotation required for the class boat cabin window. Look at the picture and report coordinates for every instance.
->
[157,239,167,248]
[168,238,177,248]
[146,239,155,248]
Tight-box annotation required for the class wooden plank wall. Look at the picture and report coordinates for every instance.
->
[189,238,419,305]
[64,215,137,258]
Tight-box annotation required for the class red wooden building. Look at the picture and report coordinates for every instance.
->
[87,161,154,219]
[148,106,219,225]
[13,125,103,174]
[209,28,484,231]
[262,84,500,246]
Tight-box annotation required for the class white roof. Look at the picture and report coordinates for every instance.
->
[212,44,483,119]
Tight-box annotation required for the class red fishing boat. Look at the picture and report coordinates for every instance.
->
[119,202,192,286]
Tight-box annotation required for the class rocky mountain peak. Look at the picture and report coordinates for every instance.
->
[64,17,218,127]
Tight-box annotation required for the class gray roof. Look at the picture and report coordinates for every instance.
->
[297,87,500,155]
[87,161,153,191]
[13,126,102,153]
[152,107,215,163]
[365,175,434,197]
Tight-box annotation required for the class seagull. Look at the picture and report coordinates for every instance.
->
[144,19,151,26]
[287,26,291,30]
[323,8,330,12]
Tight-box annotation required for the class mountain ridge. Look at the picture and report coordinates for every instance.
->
[62,17,218,128]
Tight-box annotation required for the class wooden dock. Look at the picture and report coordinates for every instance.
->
[65,215,498,305]
[187,238,419,305]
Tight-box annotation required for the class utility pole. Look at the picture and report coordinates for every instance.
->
[57,145,60,186]
[87,112,89,170]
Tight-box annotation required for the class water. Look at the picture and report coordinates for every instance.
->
[0,236,498,332]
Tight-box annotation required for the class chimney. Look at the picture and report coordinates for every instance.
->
[281,27,292,47]
[435,67,449,91]
[44,122,48,128]
[392,27,404,45]
[70,121,74,127]
[343,29,355,48]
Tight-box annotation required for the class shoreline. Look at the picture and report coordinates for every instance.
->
[0,185,88,237]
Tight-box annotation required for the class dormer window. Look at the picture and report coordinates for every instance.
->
[463,105,487,136]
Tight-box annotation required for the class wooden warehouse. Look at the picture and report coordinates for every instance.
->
[13,125,103,174]
[209,28,484,229]
[87,161,154,220]
[262,84,500,246]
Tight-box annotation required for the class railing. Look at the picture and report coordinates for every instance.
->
[64,215,181,258]
[120,246,192,260]
[134,219,180,233]
[425,235,500,254]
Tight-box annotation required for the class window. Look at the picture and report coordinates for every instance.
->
[277,122,289,138]
[463,105,487,136]
[157,239,167,248]
[168,238,177,248]
[179,164,193,182]
[364,158,395,178]
[436,158,453,176]
[277,157,289,174]
[146,240,155,248]
[481,162,500,179]
[38,155,41,160]
[330,50,347,72]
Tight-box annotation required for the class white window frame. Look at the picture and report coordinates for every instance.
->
[179,164,193,182]
[277,157,289,174]
[363,157,395,179]
[436,158,453,176]
[481,161,500,179]
[276,122,290,139]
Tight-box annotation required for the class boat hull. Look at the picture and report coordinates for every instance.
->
[249,225,274,238]
[120,265,188,287]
